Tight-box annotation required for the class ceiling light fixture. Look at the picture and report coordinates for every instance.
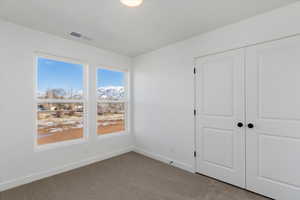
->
[120,0,143,7]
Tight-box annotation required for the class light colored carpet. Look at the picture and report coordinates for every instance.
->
[0,152,270,200]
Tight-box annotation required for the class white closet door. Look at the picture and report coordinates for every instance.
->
[195,49,245,188]
[246,36,300,200]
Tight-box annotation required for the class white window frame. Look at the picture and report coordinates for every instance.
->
[96,66,129,137]
[34,53,89,150]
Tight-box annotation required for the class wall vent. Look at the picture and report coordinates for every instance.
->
[70,32,82,38]
[70,32,92,41]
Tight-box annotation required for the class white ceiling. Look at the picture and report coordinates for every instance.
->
[0,0,298,56]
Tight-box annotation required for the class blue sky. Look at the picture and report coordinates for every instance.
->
[38,58,83,92]
[97,68,124,87]
[38,57,124,92]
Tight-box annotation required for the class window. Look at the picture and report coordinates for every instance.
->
[36,56,87,146]
[97,68,127,135]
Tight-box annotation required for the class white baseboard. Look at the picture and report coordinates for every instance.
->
[133,147,195,173]
[0,146,134,192]
[1,146,194,192]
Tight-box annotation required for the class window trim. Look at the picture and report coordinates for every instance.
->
[96,66,130,137]
[34,53,89,150]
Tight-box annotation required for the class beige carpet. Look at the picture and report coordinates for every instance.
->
[0,152,269,200]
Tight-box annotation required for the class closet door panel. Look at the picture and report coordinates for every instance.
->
[246,36,300,200]
[196,49,245,188]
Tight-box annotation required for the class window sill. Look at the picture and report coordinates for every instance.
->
[34,137,87,152]
[97,131,129,140]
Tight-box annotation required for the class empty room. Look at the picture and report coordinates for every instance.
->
[1,0,300,199]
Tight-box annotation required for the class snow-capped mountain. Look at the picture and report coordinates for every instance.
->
[37,86,125,100]
[97,86,125,100]
[37,89,84,99]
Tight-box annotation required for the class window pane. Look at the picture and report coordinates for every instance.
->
[97,103,125,135]
[37,103,84,145]
[37,57,84,100]
[97,69,125,101]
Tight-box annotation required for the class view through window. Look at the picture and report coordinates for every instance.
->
[97,68,126,135]
[37,57,85,145]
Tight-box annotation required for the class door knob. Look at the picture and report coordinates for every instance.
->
[247,123,254,129]
[237,122,244,128]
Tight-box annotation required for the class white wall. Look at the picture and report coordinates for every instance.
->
[133,2,300,172]
[2,1,300,192]
[0,19,133,191]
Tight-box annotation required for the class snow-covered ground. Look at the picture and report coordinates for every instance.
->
[38,113,124,137]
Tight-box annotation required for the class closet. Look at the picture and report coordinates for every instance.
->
[195,35,300,200]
